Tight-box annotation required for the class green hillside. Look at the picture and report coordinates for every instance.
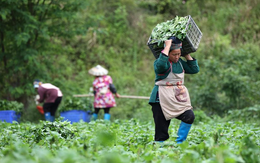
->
[1,0,260,121]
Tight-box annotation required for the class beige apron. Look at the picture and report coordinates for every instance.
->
[155,61,192,120]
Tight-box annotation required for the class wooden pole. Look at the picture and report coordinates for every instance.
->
[73,94,150,100]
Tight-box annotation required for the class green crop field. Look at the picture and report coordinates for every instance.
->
[0,117,259,163]
[1,0,260,162]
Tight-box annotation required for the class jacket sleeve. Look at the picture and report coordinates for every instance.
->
[181,58,200,74]
[109,84,117,94]
[154,53,171,74]
[37,87,45,103]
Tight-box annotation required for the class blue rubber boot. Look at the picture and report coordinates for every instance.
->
[44,112,51,121]
[104,113,110,121]
[176,121,192,144]
[93,113,98,121]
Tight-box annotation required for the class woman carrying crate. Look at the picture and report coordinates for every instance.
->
[88,65,120,121]
[149,36,199,144]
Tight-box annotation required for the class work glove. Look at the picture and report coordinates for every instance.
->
[35,95,40,105]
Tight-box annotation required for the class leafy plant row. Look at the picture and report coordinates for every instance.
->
[0,118,259,163]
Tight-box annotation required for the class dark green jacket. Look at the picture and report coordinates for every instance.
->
[149,53,200,104]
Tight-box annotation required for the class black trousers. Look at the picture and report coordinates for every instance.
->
[94,107,110,114]
[43,97,62,116]
[151,103,195,141]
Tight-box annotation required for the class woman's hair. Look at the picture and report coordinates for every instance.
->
[169,36,182,51]
[170,36,182,44]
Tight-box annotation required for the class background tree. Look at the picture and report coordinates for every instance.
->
[0,0,92,104]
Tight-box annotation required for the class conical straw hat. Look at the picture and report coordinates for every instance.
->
[88,65,108,76]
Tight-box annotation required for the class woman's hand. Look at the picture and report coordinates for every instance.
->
[164,39,172,47]
[115,93,120,98]
[162,39,172,56]
[184,54,193,60]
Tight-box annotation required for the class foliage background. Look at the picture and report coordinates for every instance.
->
[1,0,260,122]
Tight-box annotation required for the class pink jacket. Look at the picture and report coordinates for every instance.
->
[38,83,63,103]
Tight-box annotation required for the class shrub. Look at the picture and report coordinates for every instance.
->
[0,100,24,113]
[226,105,260,122]
[59,97,93,113]
[193,109,212,125]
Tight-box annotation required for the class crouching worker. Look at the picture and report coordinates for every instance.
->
[149,36,199,144]
[34,80,63,122]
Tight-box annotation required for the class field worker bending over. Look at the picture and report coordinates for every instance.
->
[34,80,63,122]
[149,36,199,144]
[89,65,120,121]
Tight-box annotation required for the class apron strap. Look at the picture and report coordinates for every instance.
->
[170,61,184,73]
[178,61,184,72]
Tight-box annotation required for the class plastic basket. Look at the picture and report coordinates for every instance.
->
[0,110,20,123]
[147,15,203,59]
[60,110,92,124]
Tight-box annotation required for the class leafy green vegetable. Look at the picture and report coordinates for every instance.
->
[27,120,78,143]
[150,16,189,45]
[0,118,260,162]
